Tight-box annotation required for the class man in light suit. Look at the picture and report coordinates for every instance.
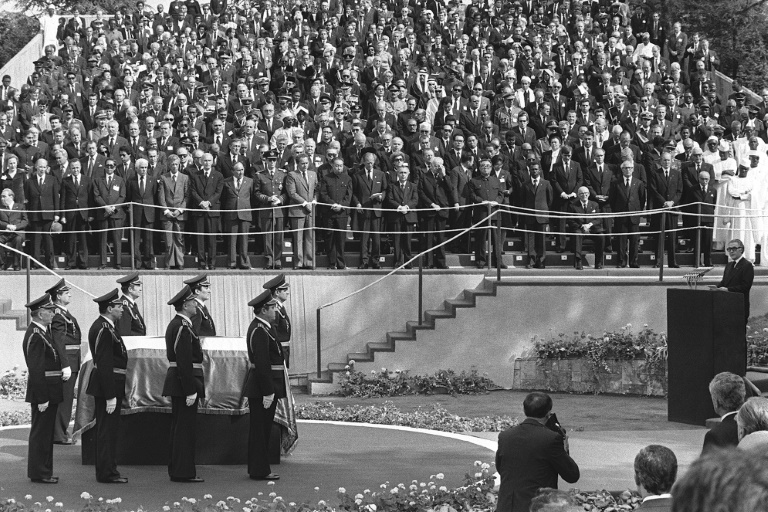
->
[59,160,92,269]
[254,151,288,269]
[190,153,224,270]
[352,151,387,269]
[93,158,126,269]
[126,158,158,269]
[633,445,677,512]
[221,162,254,269]
[24,158,60,268]
[385,164,418,268]
[285,154,317,269]
[0,188,28,270]
[158,155,189,270]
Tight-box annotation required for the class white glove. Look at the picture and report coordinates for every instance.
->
[106,397,117,414]
[61,366,72,381]
[186,392,197,407]
[38,401,49,412]
[262,393,275,409]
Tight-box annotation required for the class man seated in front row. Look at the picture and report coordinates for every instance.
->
[702,371,746,453]
[0,188,28,271]
[633,445,677,511]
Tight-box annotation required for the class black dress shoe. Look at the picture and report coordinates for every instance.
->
[198,265,207,270]
[498,263,508,269]
[178,266,184,270]
[358,264,368,269]
[31,477,58,484]
[98,477,128,483]
[53,439,73,445]
[250,473,280,481]
[230,264,237,269]
[630,264,640,268]
[12,266,20,271]
[337,264,346,270]
[64,266,73,271]
[238,265,252,270]
[114,265,122,270]
[98,265,108,269]
[669,263,680,268]
[274,264,282,269]
[372,264,381,269]
[209,266,216,270]
[170,476,205,483]
[575,263,583,270]
[526,264,533,269]
[595,264,604,269]
[404,264,412,269]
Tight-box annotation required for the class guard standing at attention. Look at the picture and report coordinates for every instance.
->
[46,279,78,445]
[86,289,129,484]
[263,274,291,367]
[244,290,286,481]
[23,294,65,484]
[162,285,205,483]
[183,275,216,336]
[116,272,146,336]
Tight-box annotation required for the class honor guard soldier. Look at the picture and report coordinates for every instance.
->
[24,295,65,484]
[263,274,291,367]
[183,275,216,336]
[162,285,205,483]
[244,290,286,481]
[46,279,78,445]
[116,272,147,336]
[86,289,129,484]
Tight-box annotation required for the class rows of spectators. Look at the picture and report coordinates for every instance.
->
[3,0,768,271]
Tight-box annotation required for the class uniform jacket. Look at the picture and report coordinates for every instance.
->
[254,169,289,219]
[469,175,503,222]
[162,314,205,397]
[86,316,127,400]
[243,317,287,399]
[192,300,216,337]
[319,172,353,218]
[50,306,82,371]
[23,322,64,405]
[117,295,146,336]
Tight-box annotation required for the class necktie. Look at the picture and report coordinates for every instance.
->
[625,178,630,188]
[533,179,538,187]
[205,172,210,179]
[582,202,587,210]
[172,173,177,182]
[598,166,602,174]
[665,171,669,180]
[107,176,112,188]
[140,176,145,195]
[236,178,241,190]
[38,176,43,187]
[368,171,372,186]
[110,137,115,148]
[75,176,79,188]
[88,158,94,176]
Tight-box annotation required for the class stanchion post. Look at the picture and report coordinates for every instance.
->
[658,211,665,282]
[271,207,276,269]
[316,308,321,379]
[486,203,492,269]
[695,203,702,269]
[129,207,135,270]
[418,254,423,326]
[26,256,31,326]
[311,205,316,268]
[496,210,502,282]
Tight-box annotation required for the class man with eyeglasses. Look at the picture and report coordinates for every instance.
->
[93,158,126,270]
[712,239,754,323]
[190,153,224,270]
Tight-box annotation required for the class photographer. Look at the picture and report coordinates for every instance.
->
[495,392,580,512]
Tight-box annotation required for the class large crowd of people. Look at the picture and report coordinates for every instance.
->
[2,0,768,271]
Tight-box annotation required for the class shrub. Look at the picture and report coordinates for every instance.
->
[336,366,495,398]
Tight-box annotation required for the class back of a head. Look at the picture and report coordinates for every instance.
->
[530,489,580,512]
[737,397,768,440]
[524,392,553,419]
[709,372,746,414]
[672,448,768,512]
[634,445,678,495]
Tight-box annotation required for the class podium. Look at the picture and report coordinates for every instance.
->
[667,289,746,425]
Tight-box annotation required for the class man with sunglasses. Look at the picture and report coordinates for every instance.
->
[713,240,754,324]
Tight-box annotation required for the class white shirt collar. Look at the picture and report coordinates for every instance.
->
[31,320,49,331]
[733,255,744,264]
[176,313,192,324]
[722,411,738,421]
[100,314,115,327]
[121,294,135,305]
[195,297,206,306]
[642,494,671,503]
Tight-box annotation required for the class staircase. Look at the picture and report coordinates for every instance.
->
[308,277,508,394]
[0,299,28,331]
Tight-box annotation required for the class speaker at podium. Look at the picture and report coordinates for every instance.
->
[667,288,746,426]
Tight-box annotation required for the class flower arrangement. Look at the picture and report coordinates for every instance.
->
[0,368,27,400]
[297,401,517,433]
[336,365,496,398]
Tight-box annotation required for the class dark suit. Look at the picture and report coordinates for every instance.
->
[583,164,614,249]
[24,174,60,266]
[550,161,583,251]
[702,412,739,454]
[386,180,418,266]
[190,170,224,268]
[610,176,646,267]
[0,203,28,268]
[60,174,92,268]
[635,497,673,512]
[568,199,605,265]
[496,419,580,512]
[718,257,755,323]
[126,173,159,268]
[93,174,126,267]
[243,317,286,479]
[162,314,204,480]
[254,169,289,268]
[418,170,457,268]
[352,169,388,267]
[319,172,353,269]
[50,305,81,444]
[221,176,254,268]
[217,152,250,179]
[522,177,553,266]
[685,184,716,266]
[649,167,683,266]
[86,317,127,482]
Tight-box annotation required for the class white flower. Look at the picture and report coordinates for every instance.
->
[398,483,405,489]
[338,487,346,494]
[409,485,417,491]
[318,500,326,507]
[114,499,122,504]
[436,473,445,480]
[345,365,350,370]
[188,498,196,504]
[371,370,376,375]
[349,360,355,365]
[204,494,213,500]
[481,463,490,470]
[182,497,188,502]
[364,505,377,512]
[354,499,362,506]
[163,507,170,511]
[46,509,51,512]
[474,460,482,467]
[412,479,418,484]
[314,486,320,492]
[216,501,227,507]
[243,508,251,512]
[7,499,15,505]
[626,323,632,329]
[439,486,448,492]
[390,487,399,494]
[289,503,295,507]
[257,493,263,496]
[355,494,364,500]
[267,481,275,486]
[272,497,283,503]
[430,485,437,490]
[174,503,181,507]
[380,484,387,489]
[364,489,371,494]
[25,495,32,500]
[420,482,427,488]
[47,496,54,502]
[381,368,387,372]
[268,493,276,499]
[475,472,483,478]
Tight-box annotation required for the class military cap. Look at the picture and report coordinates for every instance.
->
[319,93,332,103]
[264,149,279,160]
[698,99,711,108]
[749,105,760,114]
[117,271,142,286]
[180,136,193,146]
[168,285,196,308]
[26,294,57,312]
[183,275,211,290]
[88,56,99,63]
[734,92,747,100]
[257,76,270,85]
[263,273,289,291]
[94,110,108,119]
[93,289,122,308]
[350,103,362,111]
[248,289,278,309]
[641,111,654,119]
[45,278,70,298]
[546,120,559,130]
[62,104,74,112]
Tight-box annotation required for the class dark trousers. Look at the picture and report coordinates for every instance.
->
[572,228,605,264]
[261,215,284,267]
[94,396,122,481]
[99,217,123,266]
[391,218,413,265]
[653,213,678,265]
[615,219,639,266]
[225,218,250,267]
[449,206,472,253]
[556,206,570,251]
[133,217,155,267]
[66,216,89,268]
[325,216,347,268]
[422,215,447,268]
[169,395,198,479]
[526,222,547,265]
[32,220,54,266]
[358,214,381,266]
[53,372,77,443]
[28,402,58,480]
[699,224,713,266]
[0,232,23,268]
[247,397,278,478]
[475,221,502,266]
[195,216,219,266]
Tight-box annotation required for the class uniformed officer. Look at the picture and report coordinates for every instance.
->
[263,274,291,367]
[116,272,147,336]
[23,294,65,484]
[162,285,205,483]
[46,279,78,445]
[183,275,216,336]
[86,289,129,484]
[244,289,286,481]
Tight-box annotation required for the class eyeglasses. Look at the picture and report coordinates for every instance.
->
[106,164,116,167]
[726,246,743,251]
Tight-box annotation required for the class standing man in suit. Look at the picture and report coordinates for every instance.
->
[583,149,614,252]
[285,154,317,269]
[23,295,65,484]
[496,392,580,512]
[319,157,352,270]
[254,151,288,270]
[702,372,745,454]
[686,171,716,267]
[221,162,254,269]
[353,150,387,269]
[567,187,605,270]
[386,163,418,268]
[418,158,456,269]
[633,445,677,512]
[714,239,754,324]
[94,158,126,270]
[470,159,505,269]
[162,285,205,483]
[243,290,285,481]
[550,146,583,253]
[59,160,92,269]
[46,280,78,446]
[116,272,146,337]
[190,153,224,270]
[158,155,188,270]
[24,158,60,268]
[649,152,683,268]
[126,158,158,269]
[86,289,129,484]
[0,188,28,270]
[611,162,646,268]
[523,162,553,269]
